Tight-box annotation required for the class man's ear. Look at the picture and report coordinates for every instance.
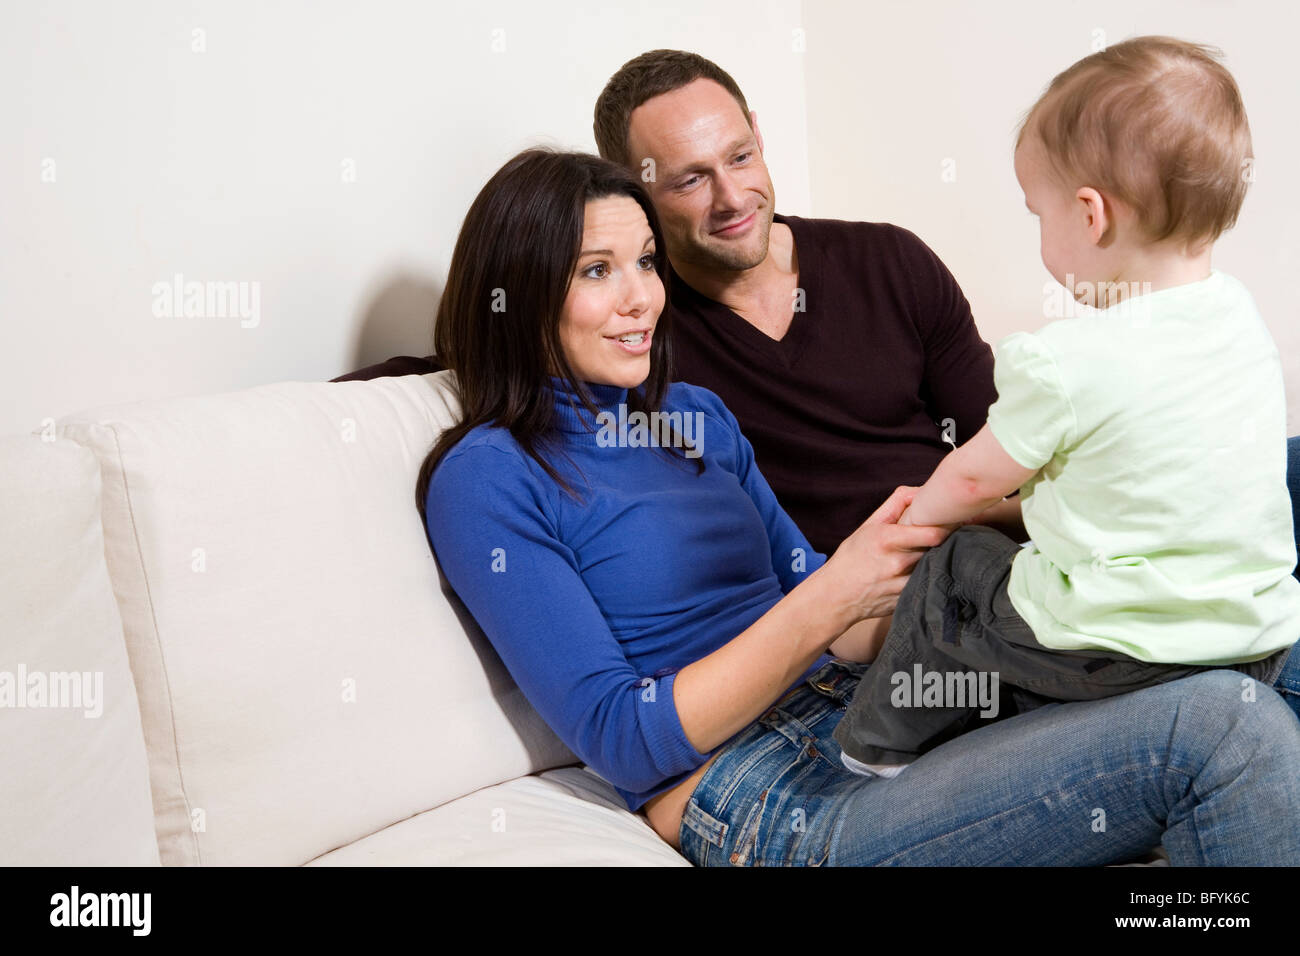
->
[1076,186,1111,245]
[750,110,765,154]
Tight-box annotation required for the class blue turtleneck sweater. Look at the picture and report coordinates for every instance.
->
[423,376,832,813]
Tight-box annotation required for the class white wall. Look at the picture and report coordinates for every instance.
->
[0,0,811,436]
[803,0,1300,430]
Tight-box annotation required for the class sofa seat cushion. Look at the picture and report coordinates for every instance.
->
[305,767,688,866]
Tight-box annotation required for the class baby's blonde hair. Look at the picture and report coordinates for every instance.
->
[1018,36,1253,251]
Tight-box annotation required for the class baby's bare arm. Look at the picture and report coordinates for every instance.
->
[901,425,1038,528]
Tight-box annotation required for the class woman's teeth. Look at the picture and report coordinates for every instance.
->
[616,332,646,344]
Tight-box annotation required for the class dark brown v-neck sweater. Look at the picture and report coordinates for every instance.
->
[665,213,997,557]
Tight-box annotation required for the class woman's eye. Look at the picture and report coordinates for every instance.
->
[638,253,656,270]
[583,262,608,279]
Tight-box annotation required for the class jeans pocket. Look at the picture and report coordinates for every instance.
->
[807,829,833,867]
[728,790,769,866]
[770,771,836,867]
[731,752,835,866]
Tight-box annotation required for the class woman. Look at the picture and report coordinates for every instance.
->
[419,148,1300,865]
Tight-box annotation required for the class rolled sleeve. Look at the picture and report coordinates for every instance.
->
[640,669,713,774]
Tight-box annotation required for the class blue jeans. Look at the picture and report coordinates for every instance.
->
[678,659,1300,865]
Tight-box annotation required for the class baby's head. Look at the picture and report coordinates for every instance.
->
[1015,36,1253,304]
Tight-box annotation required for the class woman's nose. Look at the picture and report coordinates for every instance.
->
[621,269,657,316]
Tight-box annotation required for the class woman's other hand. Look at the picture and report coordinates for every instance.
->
[814,485,953,632]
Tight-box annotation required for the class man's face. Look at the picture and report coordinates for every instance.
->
[625,78,775,274]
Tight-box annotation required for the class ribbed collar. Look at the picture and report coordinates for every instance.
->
[547,375,631,435]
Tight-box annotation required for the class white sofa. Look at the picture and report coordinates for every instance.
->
[3,369,1176,866]
[1,371,688,866]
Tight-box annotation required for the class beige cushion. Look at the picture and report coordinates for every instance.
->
[0,434,159,865]
[306,767,688,866]
[56,372,575,866]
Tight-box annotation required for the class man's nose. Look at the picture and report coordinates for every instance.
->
[712,168,746,214]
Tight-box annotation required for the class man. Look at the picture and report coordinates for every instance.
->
[592,49,1022,556]
[337,48,1023,559]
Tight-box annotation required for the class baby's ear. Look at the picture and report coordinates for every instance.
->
[1075,186,1111,243]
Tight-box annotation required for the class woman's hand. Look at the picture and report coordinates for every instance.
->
[813,485,954,634]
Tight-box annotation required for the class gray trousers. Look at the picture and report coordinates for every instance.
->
[831,525,1290,766]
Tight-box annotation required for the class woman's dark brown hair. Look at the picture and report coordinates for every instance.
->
[415,148,702,524]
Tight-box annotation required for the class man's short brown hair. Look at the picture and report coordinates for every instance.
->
[594,49,752,167]
[1018,35,1254,250]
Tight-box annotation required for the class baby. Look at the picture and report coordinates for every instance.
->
[833,35,1300,777]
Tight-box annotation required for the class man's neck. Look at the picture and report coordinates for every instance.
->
[672,221,799,324]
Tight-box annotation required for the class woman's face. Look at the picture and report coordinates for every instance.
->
[556,195,664,389]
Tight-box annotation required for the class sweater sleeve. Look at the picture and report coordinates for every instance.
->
[689,385,829,592]
[896,226,998,446]
[423,440,714,796]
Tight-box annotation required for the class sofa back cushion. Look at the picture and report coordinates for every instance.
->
[56,371,575,866]
[0,434,159,865]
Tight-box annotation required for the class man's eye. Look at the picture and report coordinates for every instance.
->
[677,175,699,189]
[735,152,750,163]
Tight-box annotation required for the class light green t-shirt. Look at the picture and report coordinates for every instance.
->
[986,270,1300,665]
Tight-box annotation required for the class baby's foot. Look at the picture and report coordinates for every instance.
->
[840,751,907,778]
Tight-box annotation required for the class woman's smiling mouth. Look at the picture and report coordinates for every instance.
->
[603,328,653,354]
